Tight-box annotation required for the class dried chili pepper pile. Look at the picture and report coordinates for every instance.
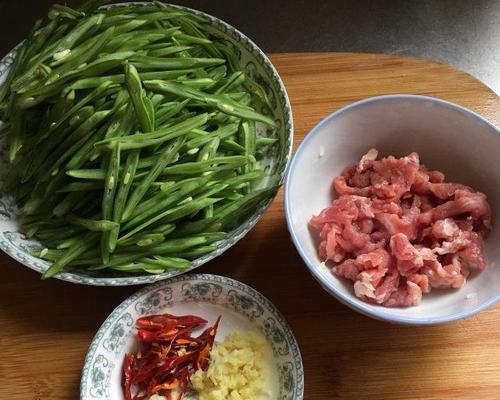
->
[123,313,221,400]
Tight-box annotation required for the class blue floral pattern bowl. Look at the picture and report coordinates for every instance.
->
[0,2,293,286]
[80,274,304,400]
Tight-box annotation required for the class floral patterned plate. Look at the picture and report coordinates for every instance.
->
[0,2,293,286]
[80,274,304,400]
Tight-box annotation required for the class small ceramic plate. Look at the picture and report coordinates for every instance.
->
[80,274,304,400]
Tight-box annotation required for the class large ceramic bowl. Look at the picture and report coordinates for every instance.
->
[285,95,500,324]
[0,2,292,285]
[80,274,304,400]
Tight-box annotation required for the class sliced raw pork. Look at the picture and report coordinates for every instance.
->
[310,149,491,307]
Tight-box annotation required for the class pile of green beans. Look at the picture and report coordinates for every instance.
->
[0,0,280,279]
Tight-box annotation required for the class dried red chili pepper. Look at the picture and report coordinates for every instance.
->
[123,354,134,400]
[122,313,220,400]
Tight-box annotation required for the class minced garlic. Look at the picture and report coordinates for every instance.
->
[191,331,270,400]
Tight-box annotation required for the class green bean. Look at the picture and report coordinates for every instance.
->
[176,78,215,90]
[151,223,177,236]
[172,32,212,45]
[239,121,256,174]
[130,55,225,70]
[146,256,191,269]
[220,139,245,154]
[125,63,154,132]
[13,14,105,93]
[56,237,82,250]
[100,14,135,29]
[23,19,58,68]
[103,30,177,53]
[132,177,201,212]
[57,182,103,192]
[117,231,167,247]
[96,113,208,150]
[155,99,189,126]
[69,69,195,90]
[224,170,265,187]
[1,2,282,278]
[124,178,205,228]
[88,101,135,162]
[44,110,112,177]
[65,122,107,170]
[161,156,251,175]
[207,65,227,81]
[114,20,150,35]
[39,82,113,145]
[102,262,165,274]
[256,137,279,149]
[122,136,185,221]
[110,65,154,229]
[69,106,95,128]
[113,151,140,221]
[181,245,217,259]
[88,232,225,269]
[185,123,238,150]
[67,215,119,232]
[102,142,121,258]
[50,27,115,73]
[150,232,226,254]
[217,190,244,201]
[49,4,85,20]
[196,137,220,162]
[148,45,192,57]
[116,227,178,249]
[17,53,132,109]
[53,192,82,217]
[42,232,99,279]
[145,80,276,127]
[33,225,84,241]
[101,4,160,16]
[137,234,166,247]
[133,12,186,23]
[120,197,221,241]
[174,187,274,236]
[34,248,64,261]
[67,169,106,180]
[8,111,26,162]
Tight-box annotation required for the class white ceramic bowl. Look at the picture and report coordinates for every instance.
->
[285,94,500,324]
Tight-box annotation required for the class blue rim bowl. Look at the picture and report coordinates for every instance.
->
[285,94,500,325]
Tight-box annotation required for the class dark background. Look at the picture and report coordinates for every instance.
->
[0,1,499,93]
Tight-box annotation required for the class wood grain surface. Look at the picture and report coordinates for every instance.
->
[1,53,499,400]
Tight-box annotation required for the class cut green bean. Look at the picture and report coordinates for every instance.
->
[130,55,225,70]
[96,113,208,150]
[1,2,281,278]
[67,215,119,232]
[42,233,98,279]
[121,136,185,221]
[102,142,121,258]
[145,80,276,127]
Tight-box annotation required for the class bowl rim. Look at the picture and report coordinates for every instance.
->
[79,273,305,400]
[0,1,293,286]
[284,94,500,325]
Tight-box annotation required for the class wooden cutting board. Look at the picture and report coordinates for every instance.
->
[1,53,499,400]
